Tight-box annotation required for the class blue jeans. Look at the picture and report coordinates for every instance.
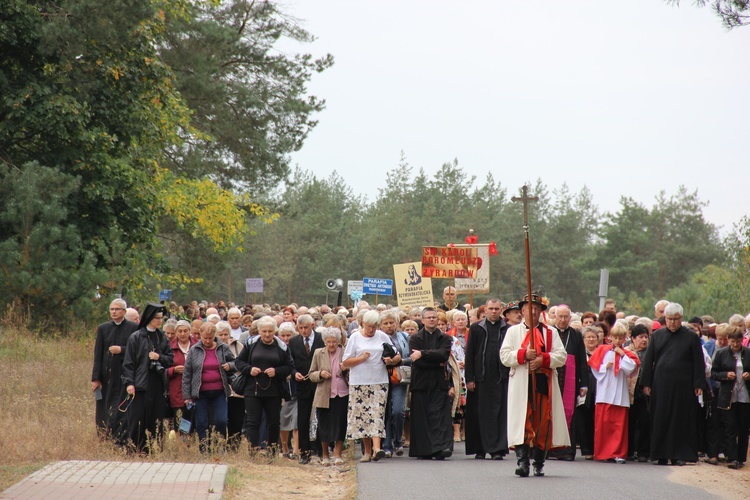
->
[195,389,228,452]
[384,384,407,451]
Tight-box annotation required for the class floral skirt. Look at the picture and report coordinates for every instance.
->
[347,383,388,439]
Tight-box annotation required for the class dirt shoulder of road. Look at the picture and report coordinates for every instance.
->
[223,455,357,500]
[669,460,750,499]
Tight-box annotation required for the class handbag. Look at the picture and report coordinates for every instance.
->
[382,342,397,359]
[398,366,412,385]
[389,366,402,385]
[229,372,247,395]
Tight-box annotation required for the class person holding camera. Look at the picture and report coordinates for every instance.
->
[122,302,174,453]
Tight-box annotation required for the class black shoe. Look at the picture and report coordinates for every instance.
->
[298,455,311,465]
[558,455,574,462]
[515,463,530,477]
[475,453,486,460]
[657,459,668,465]
[490,453,504,460]
[671,460,686,466]
[728,461,740,470]
[533,462,545,476]
[637,456,649,463]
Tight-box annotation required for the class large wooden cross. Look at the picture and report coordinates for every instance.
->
[512,185,538,333]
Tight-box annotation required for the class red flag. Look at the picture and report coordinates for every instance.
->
[465,234,478,245]
[489,242,498,256]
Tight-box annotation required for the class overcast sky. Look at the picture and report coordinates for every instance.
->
[278,0,749,234]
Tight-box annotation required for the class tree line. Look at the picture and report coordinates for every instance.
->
[185,156,747,321]
[1,1,747,326]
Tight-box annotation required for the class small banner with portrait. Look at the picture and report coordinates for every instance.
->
[393,262,434,308]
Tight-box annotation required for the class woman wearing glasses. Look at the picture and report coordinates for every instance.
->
[122,302,174,453]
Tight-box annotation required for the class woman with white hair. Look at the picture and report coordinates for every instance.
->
[309,327,349,465]
[278,321,300,459]
[215,320,245,449]
[234,317,295,452]
[342,310,395,462]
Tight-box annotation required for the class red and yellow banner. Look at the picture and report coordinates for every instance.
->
[421,246,479,279]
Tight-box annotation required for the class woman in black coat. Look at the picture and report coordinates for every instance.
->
[710,326,750,469]
[234,317,295,452]
[122,303,173,453]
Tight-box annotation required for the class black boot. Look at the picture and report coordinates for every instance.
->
[532,447,546,477]
[515,446,530,477]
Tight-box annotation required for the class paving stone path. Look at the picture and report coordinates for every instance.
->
[1,460,227,500]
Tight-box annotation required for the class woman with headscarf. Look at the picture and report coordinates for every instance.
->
[122,302,174,453]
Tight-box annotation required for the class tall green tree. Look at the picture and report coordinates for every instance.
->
[592,187,721,299]
[160,0,333,189]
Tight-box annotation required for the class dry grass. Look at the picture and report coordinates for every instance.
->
[0,320,356,498]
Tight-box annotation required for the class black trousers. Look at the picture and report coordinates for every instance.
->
[297,397,321,456]
[227,396,245,448]
[722,402,750,463]
[245,395,281,449]
[705,396,725,458]
[628,395,650,458]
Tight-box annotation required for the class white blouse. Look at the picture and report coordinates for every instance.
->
[342,330,390,385]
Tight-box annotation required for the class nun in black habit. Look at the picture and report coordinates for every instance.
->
[122,303,173,452]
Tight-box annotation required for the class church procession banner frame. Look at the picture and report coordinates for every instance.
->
[453,244,491,294]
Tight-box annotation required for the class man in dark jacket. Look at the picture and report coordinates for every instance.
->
[408,307,454,459]
[464,298,509,459]
[91,298,138,442]
[290,314,324,463]
[122,302,174,453]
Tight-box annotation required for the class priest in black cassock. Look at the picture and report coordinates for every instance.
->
[408,307,454,459]
[464,298,509,459]
[547,305,588,461]
[91,298,138,442]
[641,302,706,465]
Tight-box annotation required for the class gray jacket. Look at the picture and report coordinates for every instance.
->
[182,339,236,400]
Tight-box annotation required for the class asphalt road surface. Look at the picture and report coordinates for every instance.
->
[357,442,718,500]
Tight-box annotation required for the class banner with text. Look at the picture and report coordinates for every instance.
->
[422,246,479,279]
[454,244,491,294]
[393,262,434,308]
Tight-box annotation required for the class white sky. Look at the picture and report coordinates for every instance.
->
[278,0,750,234]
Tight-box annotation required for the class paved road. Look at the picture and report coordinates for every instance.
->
[357,443,718,500]
[1,460,227,500]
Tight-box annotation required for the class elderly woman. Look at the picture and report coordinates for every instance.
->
[446,310,468,442]
[379,310,408,458]
[278,321,300,459]
[309,327,349,465]
[216,321,245,448]
[574,325,601,460]
[342,310,395,462]
[163,319,177,342]
[122,303,173,453]
[235,317,295,451]
[711,326,750,469]
[168,320,196,430]
[182,322,235,452]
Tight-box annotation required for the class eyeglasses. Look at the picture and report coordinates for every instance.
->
[118,393,135,412]
[153,315,164,320]
[110,308,124,311]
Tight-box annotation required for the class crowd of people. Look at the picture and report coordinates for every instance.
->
[90,288,750,476]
